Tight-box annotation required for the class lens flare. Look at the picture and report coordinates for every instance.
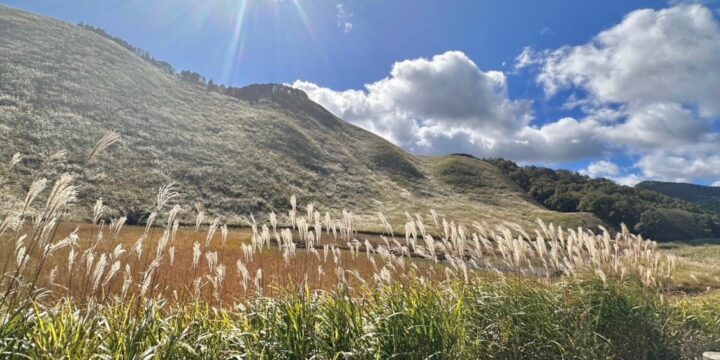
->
[221,0,249,82]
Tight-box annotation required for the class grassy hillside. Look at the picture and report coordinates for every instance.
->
[0,5,599,230]
[638,180,720,213]
[486,158,720,241]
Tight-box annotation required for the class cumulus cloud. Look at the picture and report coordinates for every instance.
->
[294,4,720,184]
[294,51,538,157]
[536,4,720,117]
[520,4,720,182]
[635,152,720,182]
[601,103,713,149]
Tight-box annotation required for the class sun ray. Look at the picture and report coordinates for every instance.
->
[221,0,249,83]
[290,0,316,40]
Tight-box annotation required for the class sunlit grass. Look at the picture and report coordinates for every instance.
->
[0,135,718,359]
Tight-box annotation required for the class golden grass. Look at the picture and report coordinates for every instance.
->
[659,243,720,292]
[0,134,676,309]
[2,221,441,306]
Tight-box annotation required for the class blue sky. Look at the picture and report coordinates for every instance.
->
[3,0,720,185]
[0,0,665,89]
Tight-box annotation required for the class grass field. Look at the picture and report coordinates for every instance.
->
[0,141,719,358]
[4,220,720,306]
[661,242,720,292]
[0,221,443,305]
[1,184,719,358]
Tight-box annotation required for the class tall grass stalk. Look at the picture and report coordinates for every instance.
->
[0,139,717,359]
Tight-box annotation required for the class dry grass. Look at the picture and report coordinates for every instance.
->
[659,242,720,292]
[3,221,430,305]
[0,134,714,359]
[0,132,678,312]
[0,182,675,309]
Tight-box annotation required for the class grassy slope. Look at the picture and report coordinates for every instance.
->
[0,5,600,230]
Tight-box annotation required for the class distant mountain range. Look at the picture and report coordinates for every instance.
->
[636,181,720,213]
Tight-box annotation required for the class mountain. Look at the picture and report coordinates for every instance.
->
[0,5,601,231]
[636,181,720,213]
[487,159,720,241]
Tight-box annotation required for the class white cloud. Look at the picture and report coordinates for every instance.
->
[600,102,716,150]
[520,4,720,182]
[668,0,720,5]
[293,4,720,184]
[580,160,646,186]
[294,51,541,158]
[536,4,720,118]
[581,160,620,178]
[514,47,542,71]
[612,174,647,187]
[712,180,720,187]
[295,52,608,163]
[336,3,353,33]
[635,152,720,181]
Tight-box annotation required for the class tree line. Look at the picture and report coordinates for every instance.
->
[484,158,720,241]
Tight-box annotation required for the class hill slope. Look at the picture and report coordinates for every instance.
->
[0,5,600,230]
[637,181,720,213]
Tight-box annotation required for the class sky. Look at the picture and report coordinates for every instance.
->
[3,0,720,186]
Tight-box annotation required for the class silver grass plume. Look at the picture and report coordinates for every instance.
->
[93,199,105,224]
[205,251,218,271]
[68,247,77,273]
[165,205,182,230]
[290,195,297,229]
[220,224,229,246]
[195,203,205,231]
[121,265,132,299]
[171,220,179,244]
[0,215,20,236]
[110,217,126,239]
[192,242,201,268]
[43,174,77,218]
[112,244,125,259]
[269,211,277,233]
[49,265,59,285]
[169,246,175,265]
[103,260,121,289]
[8,152,22,169]
[91,254,108,293]
[22,179,47,213]
[46,150,67,164]
[86,131,121,163]
[236,259,249,291]
[156,183,179,212]
[144,212,157,235]
[206,218,220,247]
